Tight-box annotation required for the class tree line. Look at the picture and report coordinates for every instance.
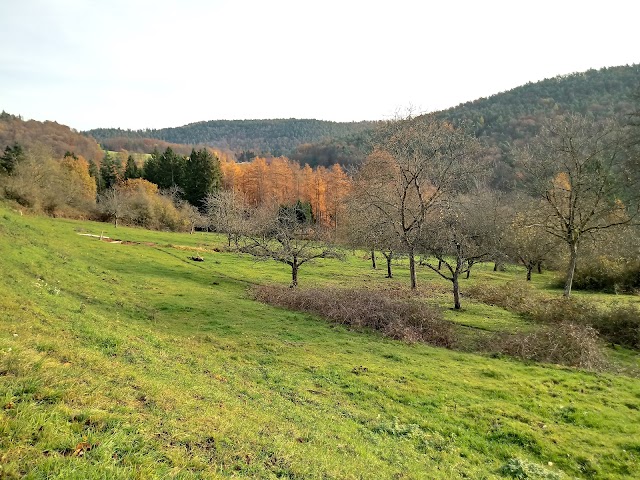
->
[86,119,377,158]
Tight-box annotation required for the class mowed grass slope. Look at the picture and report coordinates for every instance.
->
[0,207,639,479]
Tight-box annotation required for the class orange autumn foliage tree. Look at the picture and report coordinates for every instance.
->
[218,156,352,226]
[325,164,351,229]
[60,154,97,205]
[118,178,159,196]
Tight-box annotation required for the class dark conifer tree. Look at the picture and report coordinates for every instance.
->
[124,155,140,179]
[99,152,123,192]
[183,148,222,210]
[0,143,24,174]
[143,147,184,190]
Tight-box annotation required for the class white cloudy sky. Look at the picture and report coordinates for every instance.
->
[0,0,638,131]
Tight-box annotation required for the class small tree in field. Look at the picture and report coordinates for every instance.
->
[345,193,401,278]
[98,187,128,227]
[204,190,247,247]
[179,201,206,234]
[504,196,561,281]
[421,195,493,310]
[515,114,640,297]
[239,202,342,287]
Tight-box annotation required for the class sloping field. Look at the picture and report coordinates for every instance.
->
[0,207,639,479]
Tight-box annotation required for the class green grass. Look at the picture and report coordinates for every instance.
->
[1,206,639,479]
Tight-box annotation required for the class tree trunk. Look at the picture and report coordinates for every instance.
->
[438,259,443,270]
[537,261,542,274]
[409,251,417,289]
[526,264,533,281]
[291,261,299,288]
[493,262,498,272]
[563,242,578,297]
[453,245,463,309]
[466,261,474,280]
[371,249,377,269]
[114,216,118,228]
[384,251,393,278]
[453,275,461,310]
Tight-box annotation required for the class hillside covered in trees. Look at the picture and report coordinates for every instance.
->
[289,64,640,182]
[0,111,104,163]
[437,64,639,140]
[86,119,377,158]
[84,65,639,173]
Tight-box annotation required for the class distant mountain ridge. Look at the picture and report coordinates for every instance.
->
[85,119,377,157]
[431,64,640,188]
[85,64,639,172]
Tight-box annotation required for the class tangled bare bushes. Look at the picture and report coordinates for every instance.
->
[571,257,640,294]
[495,323,606,370]
[467,282,640,350]
[592,305,640,350]
[254,284,629,369]
[253,285,455,347]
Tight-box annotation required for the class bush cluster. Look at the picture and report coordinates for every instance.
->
[500,457,562,479]
[571,257,640,294]
[495,323,606,370]
[255,283,638,369]
[253,286,455,348]
[468,282,640,351]
[591,305,640,350]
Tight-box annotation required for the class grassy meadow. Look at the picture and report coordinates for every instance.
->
[1,205,639,479]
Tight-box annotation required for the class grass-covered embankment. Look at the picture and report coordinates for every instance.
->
[1,206,639,479]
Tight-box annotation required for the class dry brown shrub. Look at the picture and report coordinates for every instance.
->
[468,282,640,350]
[593,305,640,349]
[253,285,455,347]
[466,282,541,315]
[494,323,606,370]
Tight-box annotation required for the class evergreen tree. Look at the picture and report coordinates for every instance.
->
[124,155,140,179]
[87,159,101,191]
[142,148,161,186]
[294,200,314,224]
[143,147,184,190]
[183,148,222,210]
[0,143,25,174]
[99,152,123,192]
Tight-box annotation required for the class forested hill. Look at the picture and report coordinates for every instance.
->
[292,64,640,173]
[0,111,103,163]
[86,119,377,157]
[85,64,639,170]
[434,64,640,146]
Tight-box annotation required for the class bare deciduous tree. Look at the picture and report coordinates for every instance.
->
[98,187,128,227]
[204,190,246,247]
[239,203,342,287]
[504,196,561,281]
[515,114,639,297]
[178,201,206,234]
[352,114,482,289]
[344,194,401,278]
[421,195,493,309]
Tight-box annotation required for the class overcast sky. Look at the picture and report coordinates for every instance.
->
[1,0,638,131]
